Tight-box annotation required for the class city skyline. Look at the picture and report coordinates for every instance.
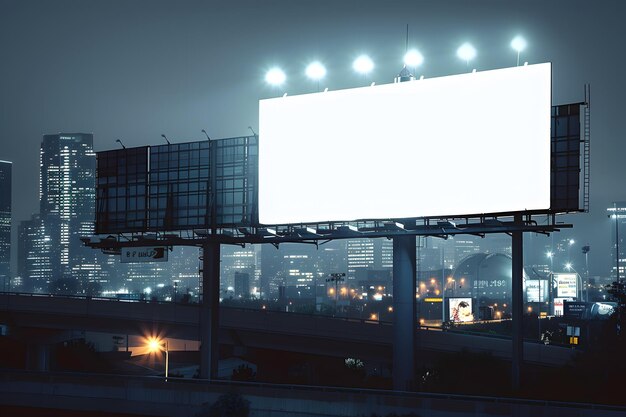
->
[1,0,625,277]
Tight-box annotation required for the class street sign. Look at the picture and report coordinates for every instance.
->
[121,247,168,263]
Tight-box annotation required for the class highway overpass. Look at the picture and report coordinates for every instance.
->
[0,293,574,367]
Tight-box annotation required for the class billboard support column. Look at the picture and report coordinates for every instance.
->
[200,242,220,379]
[512,214,524,391]
[392,235,416,391]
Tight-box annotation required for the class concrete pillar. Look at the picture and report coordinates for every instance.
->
[200,242,220,379]
[392,235,417,391]
[511,215,524,391]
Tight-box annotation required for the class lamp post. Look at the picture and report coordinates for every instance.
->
[326,273,345,314]
[567,239,575,264]
[305,61,326,92]
[147,338,169,380]
[547,251,554,314]
[582,245,590,303]
[510,36,526,67]
[353,54,374,85]
[457,43,476,70]
[265,67,286,96]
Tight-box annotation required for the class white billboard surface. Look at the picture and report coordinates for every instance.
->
[259,63,551,224]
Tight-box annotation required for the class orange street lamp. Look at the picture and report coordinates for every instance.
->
[147,337,169,380]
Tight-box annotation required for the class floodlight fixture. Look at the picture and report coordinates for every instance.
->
[511,36,526,52]
[305,61,326,80]
[352,54,374,75]
[457,43,476,67]
[403,49,424,68]
[265,67,286,86]
[511,36,527,66]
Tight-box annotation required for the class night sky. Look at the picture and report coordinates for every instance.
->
[1,0,624,275]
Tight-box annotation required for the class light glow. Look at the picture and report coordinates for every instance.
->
[511,36,527,52]
[265,67,286,86]
[305,61,326,80]
[353,55,374,74]
[457,43,476,62]
[403,49,424,67]
[259,63,551,224]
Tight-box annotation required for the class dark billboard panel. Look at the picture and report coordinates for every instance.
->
[96,146,149,234]
[95,136,257,234]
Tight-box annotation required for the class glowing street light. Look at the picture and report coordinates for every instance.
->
[565,263,584,301]
[265,67,286,86]
[403,49,424,69]
[457,43,476,68]
[510,36,526,66]
[147,337,169,380]
[352,54,374,76]
[305,61,326,91]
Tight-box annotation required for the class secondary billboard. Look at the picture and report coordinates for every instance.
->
[121,247,168,263]
[555,273,578,298]
[259,63,551,224]
[449,297,474,322]
[525,279,549,302]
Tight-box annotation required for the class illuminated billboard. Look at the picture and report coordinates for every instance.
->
[555,273,578,298]
[448,297,474,322]
[525,279,549,302]
[554,297,572,316]
[259,63,551,224]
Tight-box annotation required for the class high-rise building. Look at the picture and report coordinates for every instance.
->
[234,272,250,298]
[222,245,260,294]
[21,133,103,292]
[347,238,393,283]
[18,214,53,292]
[261,243,323,298]
[0,161,11,289]
[608,202,626,280]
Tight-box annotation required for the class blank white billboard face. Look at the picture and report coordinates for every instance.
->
[259,63,551,224]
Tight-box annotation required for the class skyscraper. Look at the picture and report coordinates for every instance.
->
[347,238,393,283]
[18,214,53,292]
[22,134,101,292]
[608,202,626,280]
[0,161,11,290]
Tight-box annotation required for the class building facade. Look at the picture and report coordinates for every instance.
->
[21,134,105,292]
[0,161,11,289]
[608,202,626,280]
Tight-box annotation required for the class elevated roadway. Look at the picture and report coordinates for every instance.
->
[0,293,573,366]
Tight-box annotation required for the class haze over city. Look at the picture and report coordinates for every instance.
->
[1,0,625,275]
